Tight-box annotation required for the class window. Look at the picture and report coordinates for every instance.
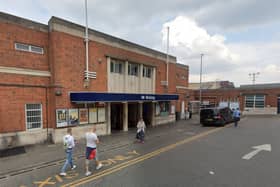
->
[128,63,139,76]
[25,104,42,130]
[143,66,152,78]
[110,59,123,74]
[156,101,170,116]
[15,42,44,54]
[245,95,265,108]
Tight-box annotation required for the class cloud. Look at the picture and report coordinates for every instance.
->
[193,0,280,31]
[162,16,238,74]
[1,0,280,86]
[161,16,280,86]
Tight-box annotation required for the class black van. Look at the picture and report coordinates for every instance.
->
[200,107,234,126]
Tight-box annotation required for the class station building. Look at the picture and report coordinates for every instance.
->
[0,12,189,149]
[190,83,280,115]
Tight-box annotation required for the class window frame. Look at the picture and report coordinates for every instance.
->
[143,66,152,78]
[15,42,44,54]
[245,94,265,108]
[25,103,43,130]
[128,63,139,76]
[110,59,124,74]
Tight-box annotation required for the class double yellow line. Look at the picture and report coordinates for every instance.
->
[62,127,225,187]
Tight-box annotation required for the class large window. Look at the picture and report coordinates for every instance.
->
[128,63,139,76]
[143,66,152,78]
[245,95,265,108]
[110,59,124,74]
[25,104,42,130]
[15,43,44,54]
[156,101,170,116]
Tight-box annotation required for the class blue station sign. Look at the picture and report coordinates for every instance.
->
[70,92,178,103]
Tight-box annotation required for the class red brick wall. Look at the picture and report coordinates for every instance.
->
[0,21,50,133]
[191,88,280,111]
[49,31,179,107]
[0,22,49,71]
[174,65,189,112]
[0,85,48,133]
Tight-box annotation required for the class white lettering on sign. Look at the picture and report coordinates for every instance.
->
[145,96,155,100]
[141,95,156,100]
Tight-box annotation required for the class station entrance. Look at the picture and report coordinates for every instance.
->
[111,103,123,131]
[143,102,153,126]
[128,103,139,128]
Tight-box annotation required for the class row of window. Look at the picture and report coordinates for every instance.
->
[15,42,44,54]
[110,59,153,78]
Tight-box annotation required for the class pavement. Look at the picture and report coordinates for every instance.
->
[0,115,200,179]
[3,114,277,187]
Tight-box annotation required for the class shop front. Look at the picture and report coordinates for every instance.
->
[70,92,178,134]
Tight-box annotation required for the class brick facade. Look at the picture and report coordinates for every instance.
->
[0,12,189,148]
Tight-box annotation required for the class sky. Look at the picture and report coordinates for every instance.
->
[1,0,280,86]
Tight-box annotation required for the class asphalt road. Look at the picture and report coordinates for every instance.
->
[1,115,280,187]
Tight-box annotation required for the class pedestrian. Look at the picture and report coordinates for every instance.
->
[188,107,192,119]
[136,117,146,143]
[85,126,103,176]
[233,108,241,127]
[60,128,76,176]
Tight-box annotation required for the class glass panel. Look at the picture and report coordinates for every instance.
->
[110,62,114,73]
[30,46,43,54]
[245,101,254,108]
[15,43,29,51]
[255,101,264,108]
[147,68,152,78]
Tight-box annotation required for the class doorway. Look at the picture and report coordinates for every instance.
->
[111,103,123,131]
[128,103,139,128]
[143,102,153,126]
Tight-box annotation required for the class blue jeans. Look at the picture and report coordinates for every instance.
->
[234,117,239,127]
[61,148,73,173]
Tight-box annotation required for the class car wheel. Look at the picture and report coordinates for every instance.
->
[220,119,226,127]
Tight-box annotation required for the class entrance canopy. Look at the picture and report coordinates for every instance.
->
[70,92,178,103]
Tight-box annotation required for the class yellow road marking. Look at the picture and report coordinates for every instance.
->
[34,177,56,187]
[55,175,63,183]
[62,127,225,187]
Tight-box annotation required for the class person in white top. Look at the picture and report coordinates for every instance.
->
[60,128,76,176]
[85,126,103,176]
[136,118,146,143]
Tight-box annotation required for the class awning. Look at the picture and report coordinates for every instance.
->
[70,92,178,103]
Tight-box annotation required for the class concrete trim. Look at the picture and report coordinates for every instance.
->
[49,17,177,64]
[105,54,159,67]
[0,129,47,150]
[0,66,51,77]
[176,86,189,90]
[0,12,48,32]
[176,63,189,69]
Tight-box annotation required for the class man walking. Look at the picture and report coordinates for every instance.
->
[233,108,241,127]
[60,128,76,176]
[85,126,103,176]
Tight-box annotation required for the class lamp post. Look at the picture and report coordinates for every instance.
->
[199,54,204,113]
[249,72,260,85]
[84,0,89,88]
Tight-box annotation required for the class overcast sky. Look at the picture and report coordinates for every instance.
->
[1,0,280,86]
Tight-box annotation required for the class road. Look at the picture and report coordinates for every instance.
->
[1,115,279,187]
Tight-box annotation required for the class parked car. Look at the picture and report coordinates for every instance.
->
[200,107,234,126]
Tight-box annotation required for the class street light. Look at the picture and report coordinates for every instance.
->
[199,53,204,112]
[249,72,260,85]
